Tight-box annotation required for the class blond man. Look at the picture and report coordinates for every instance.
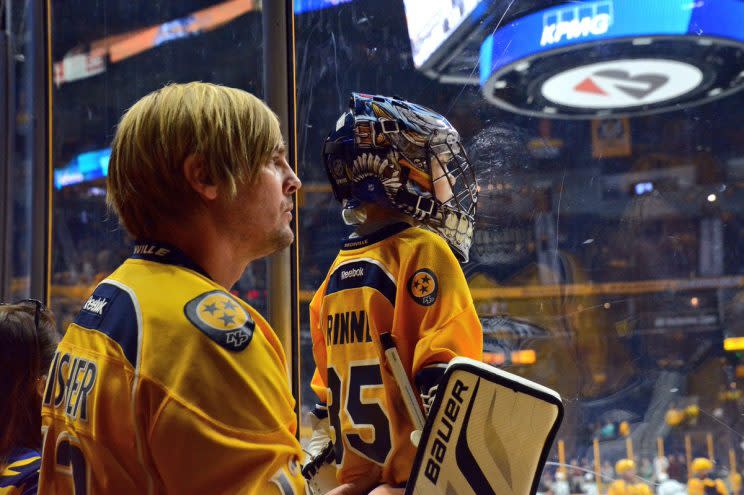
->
[39,83,305,494]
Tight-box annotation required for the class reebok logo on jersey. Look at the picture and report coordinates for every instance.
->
[341,267,364,279]
[82,296,109,315]
[184,291,255,352]
[328,261,397,307]
[408,268,438,306]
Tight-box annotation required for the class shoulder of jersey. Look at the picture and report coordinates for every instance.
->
[182,289,256,352]
[397,226,460,268]
[73,279,141,368]
[73,270,256,369]
[398,226,451,251]
[399,228,456,307]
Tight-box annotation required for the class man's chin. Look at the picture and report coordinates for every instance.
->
[269,229,295,253]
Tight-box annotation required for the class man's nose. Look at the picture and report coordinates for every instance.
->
[284,162,302,194]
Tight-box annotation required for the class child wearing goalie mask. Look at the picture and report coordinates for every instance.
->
[303,93,483,495]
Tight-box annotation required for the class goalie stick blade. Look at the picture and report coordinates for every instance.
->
[405,357,564,495]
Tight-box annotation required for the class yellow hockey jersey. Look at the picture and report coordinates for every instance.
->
[310,223,483,485]
[688,478,729,495]
[39,242,306,495]
[608,480,653,495]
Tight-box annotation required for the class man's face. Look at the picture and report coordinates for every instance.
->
[220,145,301,261]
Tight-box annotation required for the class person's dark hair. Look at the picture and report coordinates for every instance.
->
[0,302,58,465]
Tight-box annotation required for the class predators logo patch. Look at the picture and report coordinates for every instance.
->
[184,291,255,351]
[408,268,438,306]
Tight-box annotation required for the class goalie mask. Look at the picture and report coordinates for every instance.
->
[323,93,477,262]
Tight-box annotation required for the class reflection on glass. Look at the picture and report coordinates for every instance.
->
[7,0,36,300]
[296,1,744,492]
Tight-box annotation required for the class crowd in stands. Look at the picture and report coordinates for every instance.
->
[538,454,742,495]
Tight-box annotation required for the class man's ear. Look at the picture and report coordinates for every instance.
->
[183,154,218,201]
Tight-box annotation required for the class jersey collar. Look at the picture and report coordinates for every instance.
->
[130,240,211,279]
[341,222,411,250]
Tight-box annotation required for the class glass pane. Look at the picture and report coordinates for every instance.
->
[295,0,744,491]
[7,0,37,300]
[50,1,267,332]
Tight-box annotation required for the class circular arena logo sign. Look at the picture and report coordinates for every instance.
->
[478,0,744,118]
[541,59,704,109]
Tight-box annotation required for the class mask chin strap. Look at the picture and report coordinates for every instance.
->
[392,179,475,261]
[393,188,438,221]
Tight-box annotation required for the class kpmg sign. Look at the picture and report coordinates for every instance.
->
[540,1,613,47]
[480,0,744,118]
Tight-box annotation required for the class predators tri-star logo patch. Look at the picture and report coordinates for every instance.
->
[408,268,438,306]
[184,291,255,351]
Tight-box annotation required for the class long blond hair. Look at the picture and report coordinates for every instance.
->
[107,82,282,238]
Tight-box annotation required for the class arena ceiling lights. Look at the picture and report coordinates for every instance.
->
[479,0,744,119]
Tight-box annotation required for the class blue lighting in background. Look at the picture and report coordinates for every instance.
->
[54,148,111,189]
[479,33,493,89]
[294,0,352,14]
[634,182,654,196]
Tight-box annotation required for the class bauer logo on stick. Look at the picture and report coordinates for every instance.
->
[408,269,438,306]
[405,358,564,495]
